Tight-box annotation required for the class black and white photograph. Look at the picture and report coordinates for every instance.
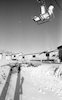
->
[0,0,62,100]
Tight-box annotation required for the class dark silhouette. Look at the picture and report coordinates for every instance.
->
[57,45,62,62]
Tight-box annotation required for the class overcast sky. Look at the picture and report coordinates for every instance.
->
[0,0,62,53]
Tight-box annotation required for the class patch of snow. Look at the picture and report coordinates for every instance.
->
[0,66,10,96]
[5,73,18,100]
[21,64,62,99]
